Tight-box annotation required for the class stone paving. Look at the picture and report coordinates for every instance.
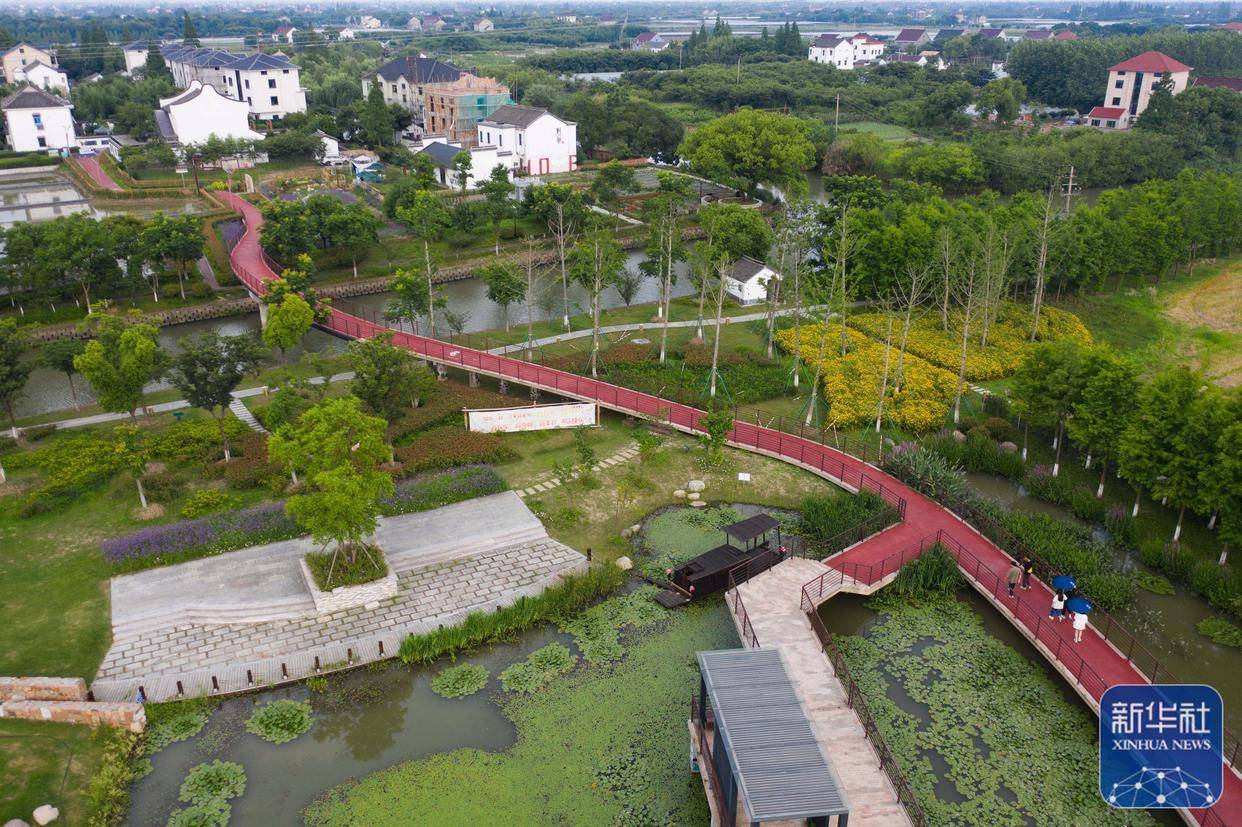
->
[517,441,639,498]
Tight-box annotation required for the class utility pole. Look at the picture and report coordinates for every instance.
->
[1062,164,1075,217]
[736,56,742,82]
[834,93,840,130]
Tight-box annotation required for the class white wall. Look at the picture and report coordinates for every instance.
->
[4,105,74,152]
[234,67,306,119]
[519,115,577,175]
[123,48,147,75]
[15,63,69,92]
[163,84,259,144]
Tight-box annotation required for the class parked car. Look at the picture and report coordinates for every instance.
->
[320,155,349,167]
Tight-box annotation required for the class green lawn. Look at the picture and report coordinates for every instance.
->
[837,121,916,140]
[0,719,119,826]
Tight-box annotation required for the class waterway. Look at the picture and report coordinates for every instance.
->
[15,250,692,418]
[964,471,1242,735]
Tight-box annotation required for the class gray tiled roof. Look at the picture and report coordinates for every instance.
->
[478,103,548,128]
[417,141,465,167]
[731,256,771,282]
[365,56,462,84]
[1,85,71,110]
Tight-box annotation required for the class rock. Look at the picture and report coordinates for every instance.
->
[615,556,633,571]
[673,489,686,499]
[999,441,1019,454]
[33,806,58,826]
[6,820,31,827]
[620,527,632,539]
[952,430,967,443]
[630,524,641,535]
[687,492,700,500]
[687,479,706,493]
[690,500,707,508]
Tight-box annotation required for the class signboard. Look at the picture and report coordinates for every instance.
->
[466,402,598,434]
[1100,684,1223,810]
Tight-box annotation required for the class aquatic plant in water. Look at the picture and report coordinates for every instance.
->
[178,760,247,804]
[244,699,313,745]
[430,663,490,699]
[499,643,577,693]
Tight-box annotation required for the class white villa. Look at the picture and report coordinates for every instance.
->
[10,60,69,92]
[808,33,885,70]
[157,45,307,121]
[1,42,57,85]
[2,86,74,152]
[724,257,779,306]
[476,104,577,176]
[415,140,506,189]
[156,81,263,146]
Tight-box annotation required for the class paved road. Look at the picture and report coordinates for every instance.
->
[71,154,123,191]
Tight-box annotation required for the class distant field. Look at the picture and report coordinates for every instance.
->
[837,121,914,140]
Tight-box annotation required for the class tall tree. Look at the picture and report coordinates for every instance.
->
[0,319,30,436]
[568,223,625,378]
[144,39,172,82]
[642,172,694,363]
[263,293,315,361]
[73,313,164,419]
[327,203,383,279]
[1118,366,1201,521]
[1068,347,1139,498]
[450,151,472,200]
[41,339,86,411]
[589,161,638,228]
[140,213,204,300]
[396,192,453,335]
[181,11,200,46]
[167,333,268,461]
[360,79,396,147]
[1009,338,1086,475]
[113,425,151,509]
[477,259,526,332]
[347,331,435,419]
[480,164,515,255]
[677,108,816,197]
[528,183,587,330]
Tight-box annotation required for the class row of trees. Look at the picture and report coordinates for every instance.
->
[1,211,205,315]
[1012,340,1240,553]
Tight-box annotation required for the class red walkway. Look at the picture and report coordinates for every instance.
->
[219,191,1239,826]
[70,154,123,191]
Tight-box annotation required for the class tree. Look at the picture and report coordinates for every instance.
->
[1118,366,1201,522]
[480,164,515,255]
[1200,416,1242,565]
[450,151,472,199]
[477,259,526,332]
[140,213,204,300]
[263,293,315,361]
[73,314,163,419]
[643,172,695,363]
[699,406,734,466]
[386,267,435,334]
[589,161,638,227]
[677,108,816,197]
[977,77,1027,124]
[1068,347,1139,498]
[181,11,200,46]
[1009,339,1086,475]
[1167,386,1231,543]
[0,319,30,435]
[41,339,86,410]
[528,182,587,330]
[268,396,394,568]
[568,223,625,378]
[347,331,435,420]
[328,204,382,279]
[113,425,151,509]
[360,79,396,147]
[143,39,172,83]
[167,333,268,461]
[259,199,317,262]
[395,192,453,335]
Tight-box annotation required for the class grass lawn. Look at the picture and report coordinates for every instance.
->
[1052,254,1241,387]
[0,719,117,825]
[837,121,916,140]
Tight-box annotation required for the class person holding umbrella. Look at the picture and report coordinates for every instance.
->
[1050,575,1076,622]
[1067,597,1093,642]
[1050,591,1067,621]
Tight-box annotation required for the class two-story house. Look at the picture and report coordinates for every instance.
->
[1086,51,1190,129]
[1,43,57,85]
[476,104,577,175]
[159,46,308,121]
[362,56,463,120]
[122,40,150,75]
[11,60,69,93]
[632,32,669,51]
[2,86,74,152]
[808,36,856,69]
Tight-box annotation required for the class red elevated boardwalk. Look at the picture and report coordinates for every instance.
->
[219,191,1239,826]
[70,154,123,191]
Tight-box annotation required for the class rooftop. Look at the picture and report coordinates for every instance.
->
[1087,106,1126,119]
[894,27,926,41]
[812,35,845,48]
[1192,76,1242,92]
[697,648,849,822]
[1,85,71,110]
[417,141,465,167]
[365,56,462,84]
[730,256,774,283]
[1108,50,1191,74]
[479,103,558,128]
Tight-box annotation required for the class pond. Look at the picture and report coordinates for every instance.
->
[0,172,209,229]
[17,251,694,419]
[964,471,1242,736]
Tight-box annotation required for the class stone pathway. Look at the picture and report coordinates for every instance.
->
[197,255,220,291]
[91,541,586,700]
[731,558,911,826]
[228,397,266,434]
[516,441,640,498]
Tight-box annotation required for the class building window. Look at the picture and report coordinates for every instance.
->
[283,69,289,74]
[261,70,267,75]
[1106,120,1116,128]
[37,136,46,147]
[270,96,279,106]
[555,127,562,143]
[499,135,503,146]
[518,133,522,146]
[1111,97,1121,105]
[1114,79,1123,88]
[32,113,43,128]
[1116,70,1125,76]
[391,83,397,92]
[244,79,250,89]
[268,79,277,88]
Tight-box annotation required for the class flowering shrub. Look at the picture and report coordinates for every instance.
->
[846,303,1092,381]
[777,325,955,432]
[180,489,239,519]
[100,465,507,569]
[393,426,517,476]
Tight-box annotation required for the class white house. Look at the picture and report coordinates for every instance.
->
[2,86,74,153]
[723,257,779,306]
[416,140,506,189]
[808,36,855,69]
[11,60,69,92]
[159,46,308,121]
[848,33,885,62]
[357,15,382,29]
[632,32,669,51]
[314,130,340,159]
[474,18,494,32]
[476,104,576,176]
[1,43,57,85]
[122,41,149,74]
[336,27,357,41]
[271,25,297,43]
[156,81,263,146]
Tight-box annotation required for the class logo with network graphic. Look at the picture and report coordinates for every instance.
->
[1100,684,1224,810]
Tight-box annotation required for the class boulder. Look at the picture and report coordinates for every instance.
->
[630,524,641,535]
[952,430,967,443]
[687,492,700,500]
[673,489,686,499]
[615,556,633,571]
[32,807,58,826]
[687,479,706,492]
[690,500,707,508]
[998,441,1019,454]
[5,820,31,827]
[620,527,632,539]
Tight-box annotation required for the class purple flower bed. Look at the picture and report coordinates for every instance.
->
[101,465,508,570]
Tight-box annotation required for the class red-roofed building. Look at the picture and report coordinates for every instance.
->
[1193,76,1242,92]
[1086,106,1125,128]
[1217,21,1242,32]
[1087,50,1191,129]
[1053,30,1079,40]
[893,28,928,48]
[1023,28,1052,40]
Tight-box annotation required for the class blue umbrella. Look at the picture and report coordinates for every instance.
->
[1051,575,1077,592]
[1066,597,1094,614]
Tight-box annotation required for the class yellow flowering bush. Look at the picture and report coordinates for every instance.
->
[776,325,956,433]
[846,303,1092,381]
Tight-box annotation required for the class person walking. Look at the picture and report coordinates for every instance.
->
[1072,609,1088,643]
[1050,591,1067,621]
[1007,561,1021,598]
[1020,556,1034,591]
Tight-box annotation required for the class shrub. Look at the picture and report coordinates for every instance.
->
[884,545,965,601]
[1135,571,1175,595]
[1104,506,1137,548]
[178,760,246,804]
[982,394,1011,419]
[1197,616,1242,648]
[180,489,239,519]
[14,435,123,516]
[244,700,313,744]
[499,642,577,693]
[385,383,525,445]
[149,419,249,465]
[220,433,282,491]
[166,798,230,827]
[142,470,186,502]
[430,663,490,698]
[885,442,967,498]
[1068,488,1107,523]
[1021,465,1073,506]
[304,545,388,590]
[84,729,143,827]
[22,424,57,441]
[393,426,517,475]
[1078,572,1135,612]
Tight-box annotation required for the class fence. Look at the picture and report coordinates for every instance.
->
[805,608,929,827]
[689,694,733,820]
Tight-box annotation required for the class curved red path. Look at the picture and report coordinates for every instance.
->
[220,191,1239,825]
[70,154,123,191]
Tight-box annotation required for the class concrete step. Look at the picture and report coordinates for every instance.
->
[228,397,267,434]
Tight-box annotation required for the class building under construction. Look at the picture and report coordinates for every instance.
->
[422,73,512,147]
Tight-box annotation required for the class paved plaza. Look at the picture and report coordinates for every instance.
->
[92,493,587,702]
